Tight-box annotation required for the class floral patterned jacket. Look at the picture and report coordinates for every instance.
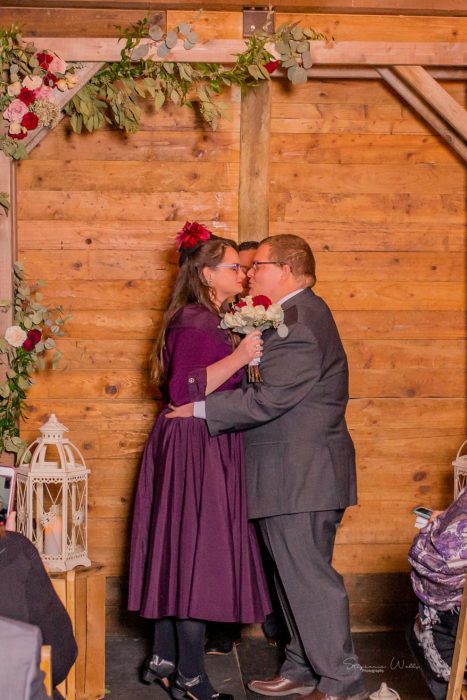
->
[409,488,467,611]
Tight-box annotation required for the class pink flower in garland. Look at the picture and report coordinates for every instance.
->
[48,53,67,75]
[22,329,42,352]
[34,84,53,101]
[3,98,28,123]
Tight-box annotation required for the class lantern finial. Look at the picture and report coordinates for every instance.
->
[39,413,69,443]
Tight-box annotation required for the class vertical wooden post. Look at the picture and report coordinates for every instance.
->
[0,153,16,466]
[238,81,272,243]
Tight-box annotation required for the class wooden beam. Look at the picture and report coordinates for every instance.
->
[23,38,467,66]
[287,67,467,80]
[238,82,271,243]
[393,65,467,142]
[377,67,467,164]
[0,153,16,466]
[24,62,105,153]
[5,1,467,16]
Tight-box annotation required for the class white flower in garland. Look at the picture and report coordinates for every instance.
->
[7,81,21,97]
[4,325,27,348]
[22,75,42,90]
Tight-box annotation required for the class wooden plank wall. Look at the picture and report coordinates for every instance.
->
[4,6,466,631]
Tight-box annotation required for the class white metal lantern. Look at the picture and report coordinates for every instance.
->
[16,414,91,571]
[453,439,467,498]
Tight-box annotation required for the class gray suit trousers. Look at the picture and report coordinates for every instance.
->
[258,510,365,697]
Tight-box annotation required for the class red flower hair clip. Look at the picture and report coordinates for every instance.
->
[176,221,213,266]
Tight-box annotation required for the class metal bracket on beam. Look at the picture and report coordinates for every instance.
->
[243,8,275,38]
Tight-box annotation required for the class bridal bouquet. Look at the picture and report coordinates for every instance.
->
[220,295,288,382]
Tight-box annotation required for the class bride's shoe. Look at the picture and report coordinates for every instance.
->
[170,671,233,700]
[142,654,176,688]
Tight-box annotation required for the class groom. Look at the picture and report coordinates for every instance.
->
[169,234,366,700]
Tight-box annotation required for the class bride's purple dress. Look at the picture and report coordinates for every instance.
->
[128,303,271,622]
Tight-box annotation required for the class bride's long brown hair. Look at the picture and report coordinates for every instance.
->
[151,236,238,387]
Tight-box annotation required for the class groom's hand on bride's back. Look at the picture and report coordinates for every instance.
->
[166,403,194,418]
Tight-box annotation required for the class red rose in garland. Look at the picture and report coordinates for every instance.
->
[264,60,281,74]
[37,52,53,70]
[176,221,212,250]
[18,87,36,106]
[43,72,58,87]
[235,300,247,308]
[252,295,272,309]
[21,112,39,131]
[22,329,42,352]
[10,130,27,140]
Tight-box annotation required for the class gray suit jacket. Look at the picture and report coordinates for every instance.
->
[206,288,357,518]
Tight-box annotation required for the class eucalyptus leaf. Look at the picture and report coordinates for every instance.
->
[149,24,164,41]
[183,39,195,51]
[44,338,55,349]
[187,31,198,44]
[0,383,10,398]
[291,26,304,40]
[302,50,313,70]
[154,92,165,110]
[131,44,149,61]
[290,66,308,84]
[157,43,170,58]
[17,375,30,390]
[179,22,191,35]
[165,31,178,49]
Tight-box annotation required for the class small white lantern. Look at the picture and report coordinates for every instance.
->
[16,414,91,571]
[453,439,467,498]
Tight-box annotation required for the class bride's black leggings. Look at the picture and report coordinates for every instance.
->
[153,617,207,678]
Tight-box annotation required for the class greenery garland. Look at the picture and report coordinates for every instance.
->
[0,18,325,155]
[0,262,68,460]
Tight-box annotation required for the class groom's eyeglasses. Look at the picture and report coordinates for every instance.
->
[215,264,248,273]
[251,261,286,271]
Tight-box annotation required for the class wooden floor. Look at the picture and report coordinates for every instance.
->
[106,631,433,700]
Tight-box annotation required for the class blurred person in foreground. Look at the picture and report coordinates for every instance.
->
[407,488,467,700]
[0,512,77,700]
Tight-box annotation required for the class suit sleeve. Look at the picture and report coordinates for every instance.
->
[25,545,78,687]
[206,322,321,436]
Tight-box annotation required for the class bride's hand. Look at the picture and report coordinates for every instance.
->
[234,330,263,366]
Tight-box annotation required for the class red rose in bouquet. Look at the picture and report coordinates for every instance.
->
[37,52,53,70]
[252,295,272,309]
[10,130,27,140]
[18,88,36,106]
[176,221,212,250]
[235,300,247,308]
[22,329,42,352]
[21,112,39,131]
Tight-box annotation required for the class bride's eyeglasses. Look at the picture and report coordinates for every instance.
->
[215,264,249,273]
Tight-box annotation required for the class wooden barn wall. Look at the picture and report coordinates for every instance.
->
[5,6,466,632]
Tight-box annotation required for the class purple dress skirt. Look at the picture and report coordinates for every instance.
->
[128,304,271,622]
